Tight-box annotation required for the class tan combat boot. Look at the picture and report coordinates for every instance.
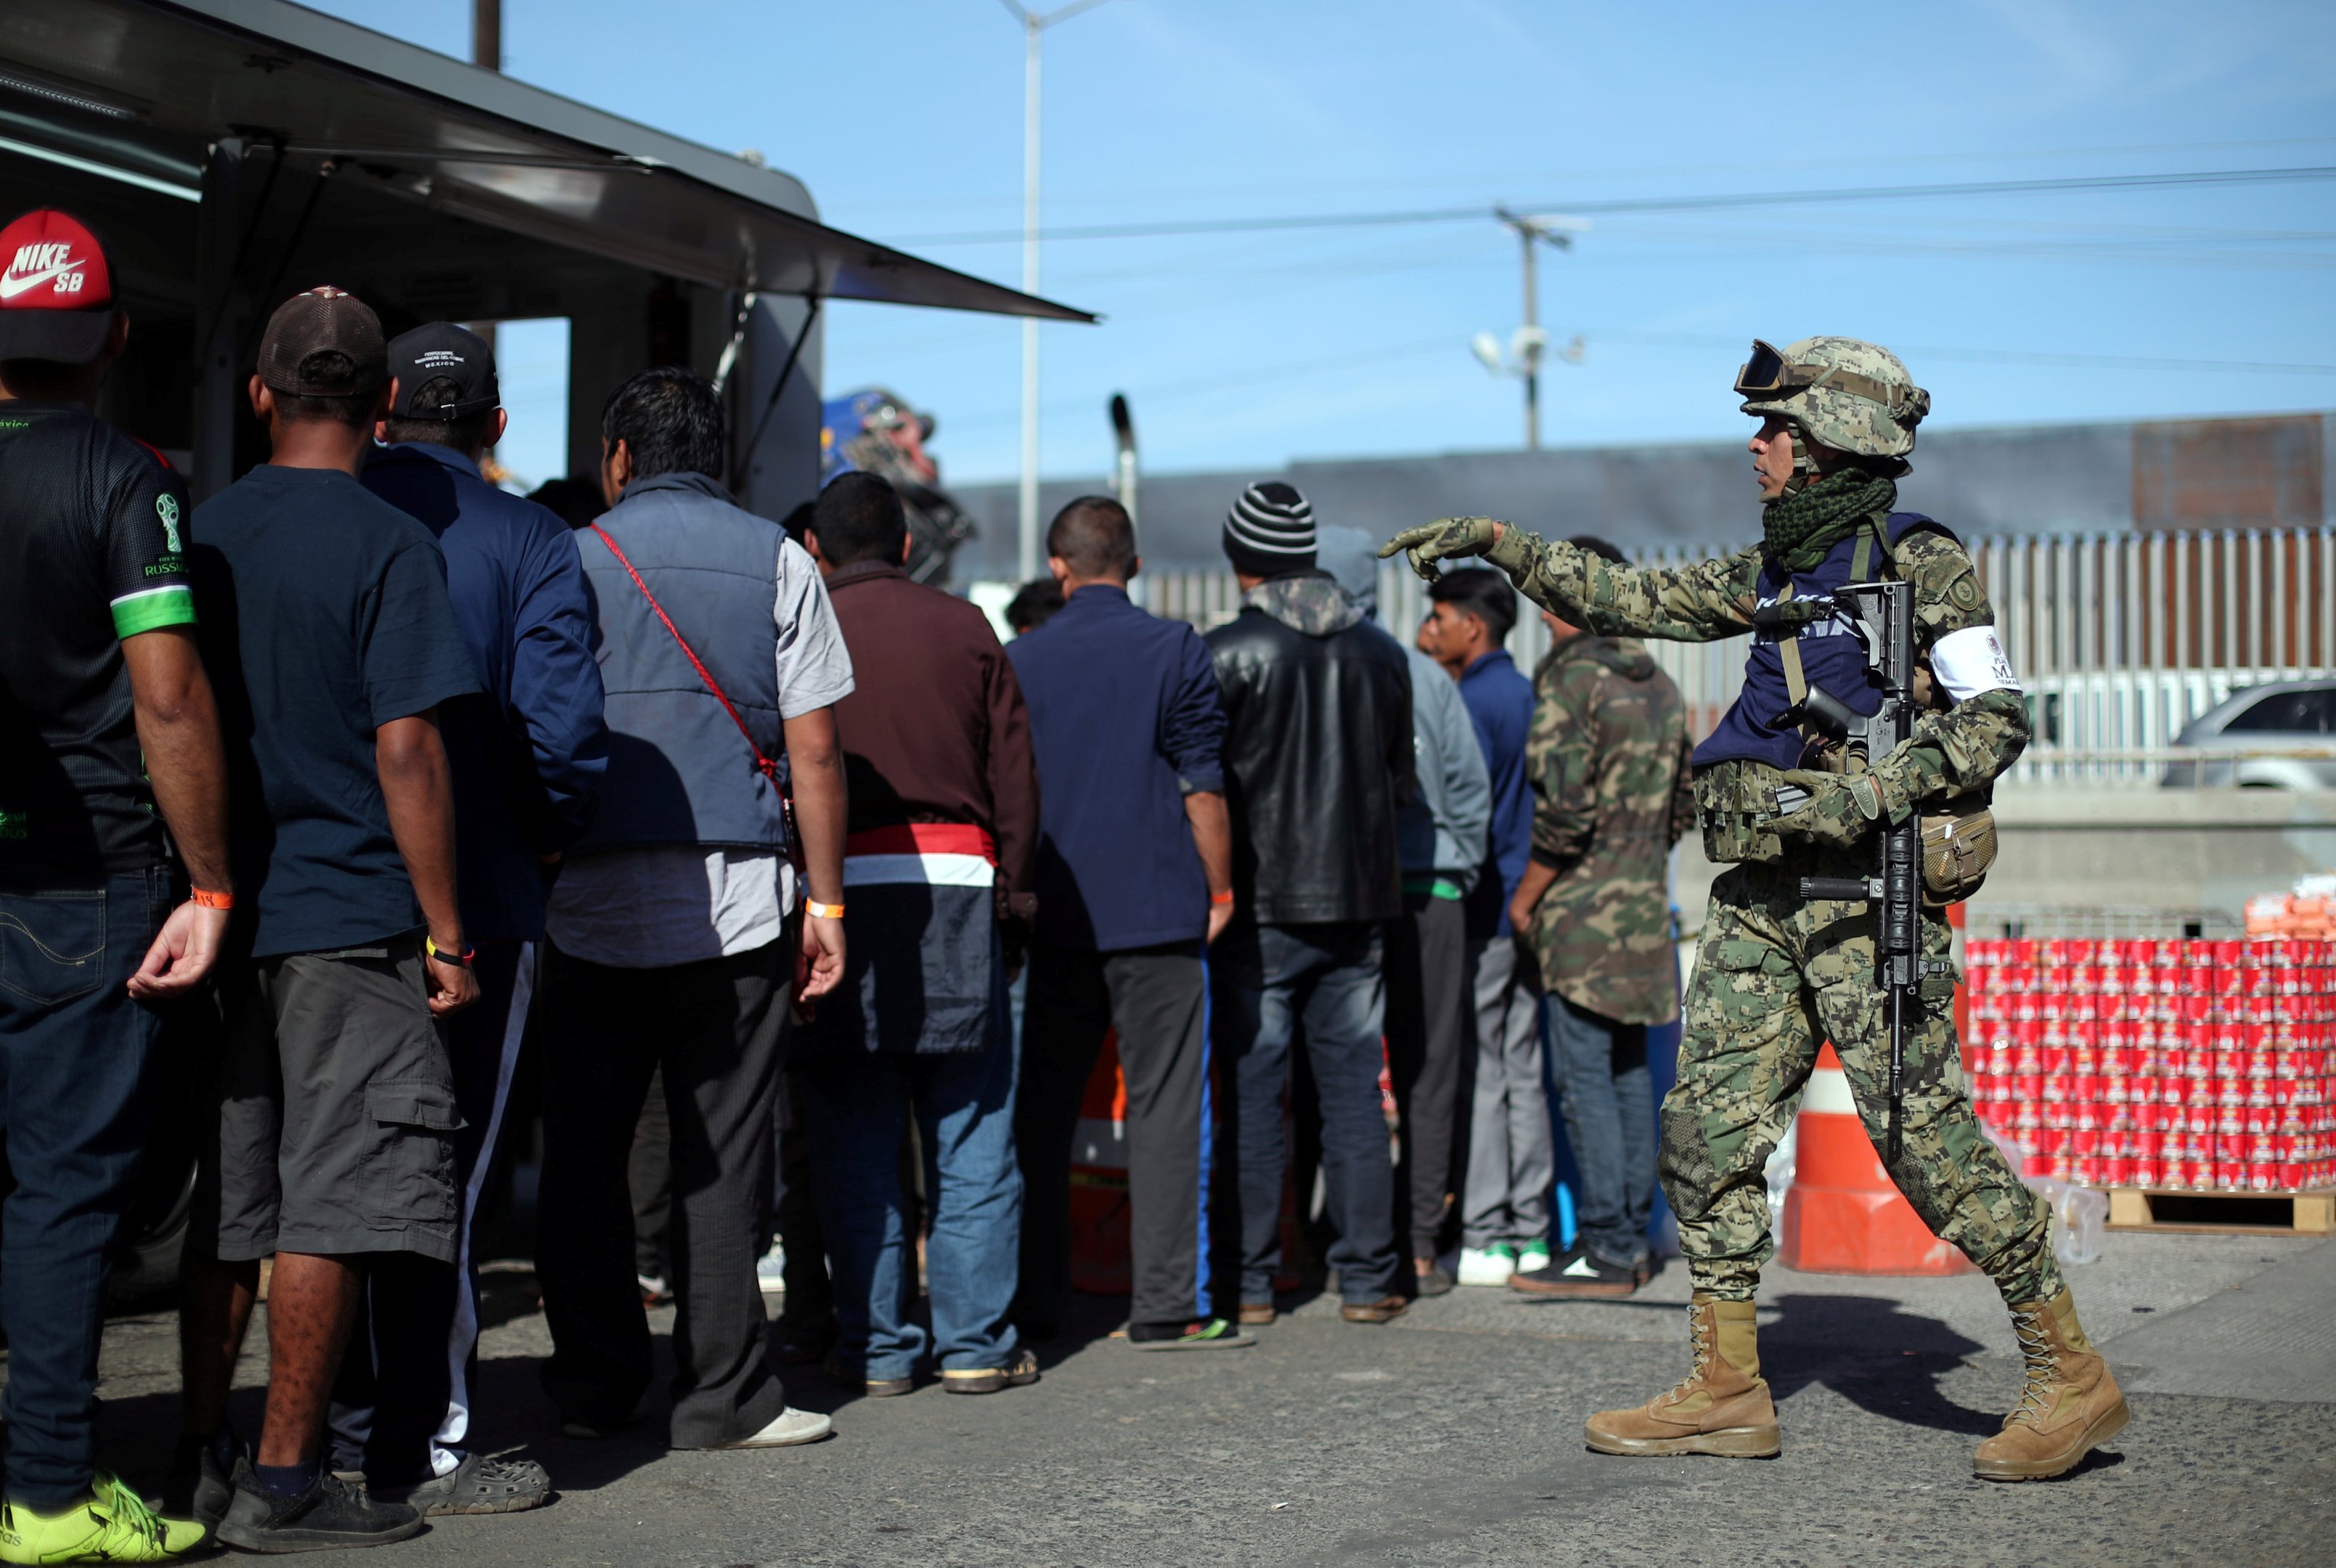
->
[1972,1287,2130,1481]
[1584,1294,1781,1458]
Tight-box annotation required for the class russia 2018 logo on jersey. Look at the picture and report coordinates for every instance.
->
[156,492,181,553]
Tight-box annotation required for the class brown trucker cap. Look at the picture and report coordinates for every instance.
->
[256,286,387,396]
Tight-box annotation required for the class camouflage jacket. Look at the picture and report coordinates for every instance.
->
[1524,634,1694,1024]
[1500,526,2030,862]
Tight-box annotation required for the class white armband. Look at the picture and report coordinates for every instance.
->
[1930,624,2022,701]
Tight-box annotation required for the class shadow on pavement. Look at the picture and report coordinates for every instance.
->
[1763,1292,2001,1438]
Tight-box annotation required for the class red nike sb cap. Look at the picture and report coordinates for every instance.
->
[0,208,116,364]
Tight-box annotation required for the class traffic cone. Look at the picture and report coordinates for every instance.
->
[1068,1029,1132,1295]
[1778,1042,1972,1276]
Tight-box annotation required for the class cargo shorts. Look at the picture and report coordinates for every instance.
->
[193,934,464,1264]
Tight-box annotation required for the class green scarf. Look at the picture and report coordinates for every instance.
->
[1760,463,1898,574]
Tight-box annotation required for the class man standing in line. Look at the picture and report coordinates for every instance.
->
[793,472,1042,1395]
[1384,336,2126,1481]
[1420,569,1551,1286]
[1318,528,1489,1298]
[1505,537,1694,1300]
[331,323,608,1514]
[1206,483,1413,1326]
[0,208,229,1565]
[536,366,849,1452]
[1011,497,1249,1351]
[178,287,481,1552]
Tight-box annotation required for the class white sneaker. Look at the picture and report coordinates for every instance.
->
[721,1405,833,1448]
[756,1247,787,1296]
[1455,1244,1517,1286]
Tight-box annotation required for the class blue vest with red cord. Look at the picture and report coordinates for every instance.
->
[1690,511,1948,774]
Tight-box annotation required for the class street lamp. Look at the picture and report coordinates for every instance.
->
[995,0,1116,581]
[1471,209,1588,449]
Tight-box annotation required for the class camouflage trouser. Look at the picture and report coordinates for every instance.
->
[1660,854,2059,1305]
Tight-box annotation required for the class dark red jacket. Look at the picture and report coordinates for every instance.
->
[822,560,1039,920]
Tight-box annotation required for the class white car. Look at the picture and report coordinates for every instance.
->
[2160,680,2336,788]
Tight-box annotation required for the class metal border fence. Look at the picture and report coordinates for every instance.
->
[1135,525,2336,788]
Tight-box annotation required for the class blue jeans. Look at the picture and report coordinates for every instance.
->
[1545,993,1657,1267]
[801,987,1023,1380]
[0,869,173,1506]
[1213,920,1397,1307]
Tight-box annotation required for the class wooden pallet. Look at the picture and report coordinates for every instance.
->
[2106,1187,2336,1236]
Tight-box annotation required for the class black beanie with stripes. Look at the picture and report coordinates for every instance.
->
[1222,481,1316,577]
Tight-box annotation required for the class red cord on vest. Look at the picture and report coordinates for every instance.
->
[590,524,780,780]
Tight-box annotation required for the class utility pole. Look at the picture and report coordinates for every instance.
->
[997,0,1115,583]
[1479,208,1586,452]
[473,0,500,70]
[473,0,500,364]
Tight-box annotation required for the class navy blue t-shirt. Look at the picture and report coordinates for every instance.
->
[192,464,480,957]
[1008,584,1225,951]
[1458,648,1535,937]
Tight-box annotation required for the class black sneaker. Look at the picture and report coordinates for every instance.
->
[161,1429,239,1530]
[215,1461,423,1553]
[1508,1242,1638,1299]
[1127,1318,1257,1350]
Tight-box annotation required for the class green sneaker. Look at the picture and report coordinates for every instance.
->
[0,1471,208,1563]
[1516,1238,1553,1273]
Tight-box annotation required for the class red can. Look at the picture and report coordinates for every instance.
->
[2104,1155,2136,1185]
[2132,1156,2163,1187]
[2075,1154,2107,1186]
[2217,1131,2250,1167]
[2133,1128,2165,1161]
[2278,1159,2308,1190]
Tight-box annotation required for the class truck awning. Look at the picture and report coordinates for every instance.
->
[0,0,1095,322]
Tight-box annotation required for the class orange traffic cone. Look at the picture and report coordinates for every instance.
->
[1068,1029,1132,1295]
[1778,1042,1972,1276]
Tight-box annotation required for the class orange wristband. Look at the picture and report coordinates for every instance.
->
[189,888,234,910]
[806,899,845,920]
[1211,890,1235,906]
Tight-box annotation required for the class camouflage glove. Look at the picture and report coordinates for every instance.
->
[1774,768,1912,849]
[1380,516,1540,584]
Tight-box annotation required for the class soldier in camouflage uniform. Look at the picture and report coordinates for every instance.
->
[1384,338,2129,1482]
[1506,536,1696,1299]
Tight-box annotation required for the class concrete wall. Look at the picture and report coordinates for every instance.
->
[1667,788,2336,939]
[947,409,2334,583]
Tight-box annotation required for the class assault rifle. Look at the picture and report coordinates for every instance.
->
[1765,579,1944,1165]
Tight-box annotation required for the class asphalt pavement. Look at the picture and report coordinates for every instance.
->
[49,1228,2336,1567]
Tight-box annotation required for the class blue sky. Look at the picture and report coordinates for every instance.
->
[316,0,2336,491]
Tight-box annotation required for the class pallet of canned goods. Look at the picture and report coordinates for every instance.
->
[1961,935,2336,1217]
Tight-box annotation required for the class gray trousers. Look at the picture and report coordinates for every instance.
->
[536,939,791,1448]
[1016,942,1211,1332]
[1460,932,1552,1249]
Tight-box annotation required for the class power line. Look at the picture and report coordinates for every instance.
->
[889,165,2336,246]
[924,332,2336,441]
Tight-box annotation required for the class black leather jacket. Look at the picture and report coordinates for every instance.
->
[1204,574,1415,925]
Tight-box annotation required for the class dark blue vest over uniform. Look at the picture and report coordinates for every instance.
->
[1691,511,1948,773]
[572,471,791,854]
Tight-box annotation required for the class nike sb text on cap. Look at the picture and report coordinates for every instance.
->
[0,208,117,364]
[385,322,499,420]
[257,285,387,398]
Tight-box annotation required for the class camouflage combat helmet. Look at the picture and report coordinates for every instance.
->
[1735,336,1931,461]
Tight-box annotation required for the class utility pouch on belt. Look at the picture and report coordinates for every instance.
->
[1919,798,1997,905]
[1692,759,1793,865]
